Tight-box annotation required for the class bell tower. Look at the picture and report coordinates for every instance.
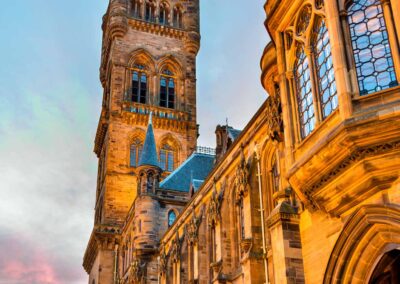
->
[83,0,200,283]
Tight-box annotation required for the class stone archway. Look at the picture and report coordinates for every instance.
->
[323,204,400,284]
[369,248,400,284]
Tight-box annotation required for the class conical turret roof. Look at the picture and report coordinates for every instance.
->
[138,113,160,168]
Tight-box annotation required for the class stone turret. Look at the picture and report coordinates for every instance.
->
[135,114,162,256]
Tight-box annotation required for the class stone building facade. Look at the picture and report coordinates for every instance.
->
[84,0,400,283]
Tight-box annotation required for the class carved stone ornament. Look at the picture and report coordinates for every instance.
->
[170,230,184,263]
[129,259,146,283]
[265,93,283,142]
[234,147,250,200]
[207,181,225,226]
[296,5,312,36]
[158,246,168,276]
[185,208,204,245]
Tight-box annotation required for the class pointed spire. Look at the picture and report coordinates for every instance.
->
[138,113,160,168]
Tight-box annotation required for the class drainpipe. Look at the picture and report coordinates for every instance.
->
[255,145,270,284]
[157,256,160,284]
[113,244,119,284]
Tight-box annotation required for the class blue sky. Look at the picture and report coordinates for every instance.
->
[0,1,269,283]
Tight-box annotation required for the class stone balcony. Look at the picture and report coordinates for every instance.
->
[121,101,191,133]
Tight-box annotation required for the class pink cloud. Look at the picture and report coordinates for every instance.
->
[0,234,64,284]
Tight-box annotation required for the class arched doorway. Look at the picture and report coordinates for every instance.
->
[369,249,400,284]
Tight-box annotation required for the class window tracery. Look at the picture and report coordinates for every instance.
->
[130,138,143,167]
[285,1,338,139]
[347,0,398,95]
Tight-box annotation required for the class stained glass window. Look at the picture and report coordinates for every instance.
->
[295,47,315,138]
[314,19,338,118]
[348,0,397,95]
[168,210,176,227]
[132,71,147,104]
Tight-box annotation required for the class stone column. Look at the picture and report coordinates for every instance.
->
[325,0,353,119]
[382,0,400,83]
[267,200,304,284]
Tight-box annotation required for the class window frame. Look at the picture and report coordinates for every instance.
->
[130,65,148,104]
[345,0,398,96]
[168,210,177,227]
[159,69,176,109]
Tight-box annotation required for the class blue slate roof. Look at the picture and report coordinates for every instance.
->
[159,153,215,192]
[138,114,160,168]
[228,127,241,141]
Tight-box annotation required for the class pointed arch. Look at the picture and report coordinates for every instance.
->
[128,48,156,73]
[324,204,400,284]
[128,128,146,168]
[158,133,182,172]
[157,55,183,78]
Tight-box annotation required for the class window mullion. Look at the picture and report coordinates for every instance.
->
[381,0,400,83]
[306,47,323,125]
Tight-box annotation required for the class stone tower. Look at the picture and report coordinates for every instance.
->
[83,0,200,282]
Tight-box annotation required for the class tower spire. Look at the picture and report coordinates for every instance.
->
[138,113,160,168]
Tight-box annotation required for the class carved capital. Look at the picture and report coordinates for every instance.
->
[207,181,225,226]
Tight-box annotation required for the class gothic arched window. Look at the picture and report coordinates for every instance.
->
[173,6,183,28]
[295,46,315,138]
[238,198,245,240]
[159,69,175,109]
[347,0,397,95]
[130,139,143,167]
[271,157,280,193]
[168,210,176,227]
[313,18,338,118]
[131,0,142,18]
[131,65,147,104]
[159,2,169,25]
[160,144,175,172]
[285,3,338,140]
[145,0,156,22]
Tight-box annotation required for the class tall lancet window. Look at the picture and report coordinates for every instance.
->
[131,0,142,18]
[314,18,338,118]
[295,46,315,138]
[130,138,143,167]
[173,6,183,28]
[131,65,147,104]
[159,2,169,25]
[145,0,156,22]
[159,69,176,109]
[347,0,397,95]
[160,144,174,172]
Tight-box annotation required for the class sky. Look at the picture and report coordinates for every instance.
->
[0,1,269,283]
